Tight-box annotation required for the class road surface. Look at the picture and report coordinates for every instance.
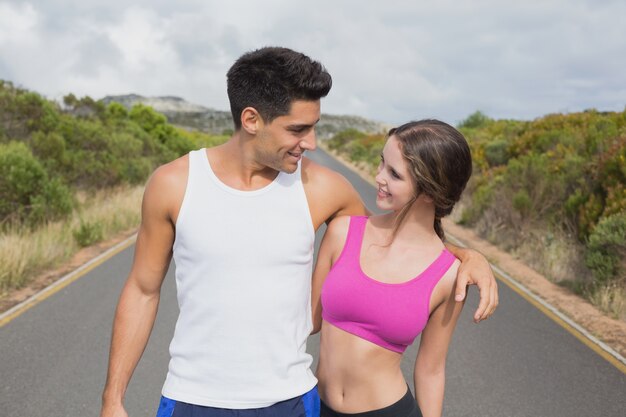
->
[1,148,624,416]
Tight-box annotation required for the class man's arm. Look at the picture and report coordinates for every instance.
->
[100,163,183,417]
[445,243,499,323]
[301,158,367,230]
[310,216,349,334]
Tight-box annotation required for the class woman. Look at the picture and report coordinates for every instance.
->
[311,119,473,417]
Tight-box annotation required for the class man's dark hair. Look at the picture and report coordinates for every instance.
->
[226,46,332,129]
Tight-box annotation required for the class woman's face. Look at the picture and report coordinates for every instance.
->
[374,136,416,211]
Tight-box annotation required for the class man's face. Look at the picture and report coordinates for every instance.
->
[254,100,320,173]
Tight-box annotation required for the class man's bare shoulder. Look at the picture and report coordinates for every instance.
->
[146,153,189,193]
[319,215,352,260]
[301,156,351,190]
[301,156,367,226]
[326,215,351,239]
[142,154,190,220]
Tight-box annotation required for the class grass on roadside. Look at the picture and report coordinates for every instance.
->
[321,140,626,322]
[0,185,143,293]
[588,284,626,321]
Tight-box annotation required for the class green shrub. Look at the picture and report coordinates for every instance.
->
[123,158,153,184]
[1,83,196,193]
[0,142,47,217]
[105,102,129,119]
[326,129,367,151]
[586,212,626,287]
[578,194,604,239]
[0,142,74,225]
[326,129,384,174]
[594,136,626,189]
[129,104,167,131]
[484,139,510,166]
[180,128,229,149]
[457,110,626,311]
[73,220,104,247]
[14,91,61,133]
[28,178,74,225]
[32,131,66,160]
[461,180,498,224]
[159,127,195,155]
[512,189,532,216]
[603,184,626,218]
[346,141,368,162]
[129,104,194,155]
[458,111,491,129]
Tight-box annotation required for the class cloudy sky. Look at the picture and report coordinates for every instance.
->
[1,0,624,125]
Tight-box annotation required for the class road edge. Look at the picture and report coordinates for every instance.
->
[321,144,626,373]
[446,233,626,372]
[3,147,625,373]
[0,234,137,327]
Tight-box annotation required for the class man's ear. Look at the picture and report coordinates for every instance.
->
[241,107,262,134]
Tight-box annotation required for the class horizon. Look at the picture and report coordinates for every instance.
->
[4,78,624,127]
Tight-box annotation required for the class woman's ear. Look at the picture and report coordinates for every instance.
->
[415,191,434,204]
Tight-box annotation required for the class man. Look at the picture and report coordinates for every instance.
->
[100,47,498,417]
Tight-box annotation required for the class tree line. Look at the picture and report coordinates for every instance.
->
[325,109,626,317]
[0,80,226,229]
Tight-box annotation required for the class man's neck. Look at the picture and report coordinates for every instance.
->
[208,135,279,191]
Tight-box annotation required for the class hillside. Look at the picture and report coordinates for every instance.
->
[0,80,228,293]
[323,110,626,320]
[100,94,389,138]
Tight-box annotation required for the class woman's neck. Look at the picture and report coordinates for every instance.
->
[374,200,438,245]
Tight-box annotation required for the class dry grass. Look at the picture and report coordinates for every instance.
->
[472,217,626,321]
[0,186,143,293]
[73,186,143,239]
[453,196,626,321]
[589,284,626,321]
[512,230,589,284]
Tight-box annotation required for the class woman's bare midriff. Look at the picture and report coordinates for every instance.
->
[316,321,410,413]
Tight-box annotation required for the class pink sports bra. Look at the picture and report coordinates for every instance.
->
[321,216,457,353]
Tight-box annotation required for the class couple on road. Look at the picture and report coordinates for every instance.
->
[100,46,498,417]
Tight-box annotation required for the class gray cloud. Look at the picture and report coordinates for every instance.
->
[0,0,624,125]
[70,32,123,77]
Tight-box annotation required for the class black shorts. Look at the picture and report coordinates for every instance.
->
[320,387,422,417]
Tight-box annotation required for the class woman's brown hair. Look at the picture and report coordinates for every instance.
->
[387,119,472,240]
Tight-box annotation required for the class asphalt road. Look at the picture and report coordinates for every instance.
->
[1,148,625,417]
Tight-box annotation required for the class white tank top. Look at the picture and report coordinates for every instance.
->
[162,149,317,408]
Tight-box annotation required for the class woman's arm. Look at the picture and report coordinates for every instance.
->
[414,262,465,417]
[310,216,349,334]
